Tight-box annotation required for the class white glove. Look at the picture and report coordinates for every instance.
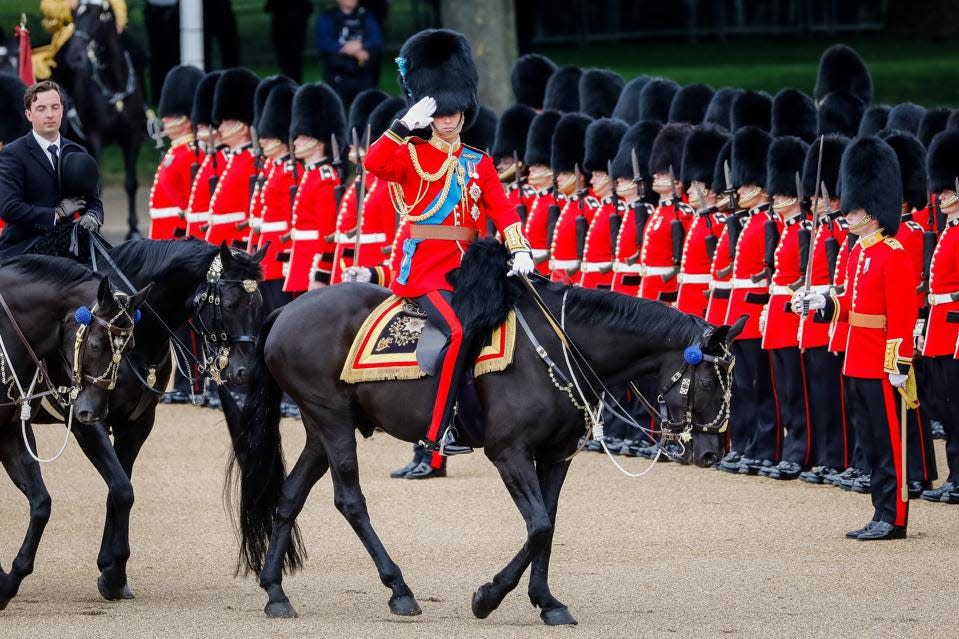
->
[342,266,372,283]
[400,96,436,130]
[888,373,908,388]
[790,291,826,314]
[508,251,535,277]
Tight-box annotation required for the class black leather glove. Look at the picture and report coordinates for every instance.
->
[55,197,86,218]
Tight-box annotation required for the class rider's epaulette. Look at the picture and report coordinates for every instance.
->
[461,143,488,159]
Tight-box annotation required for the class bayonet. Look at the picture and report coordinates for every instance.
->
[723,159,738,212]
[631,148,645,200]
[352,127,366,265]
[802,136,825,293]
[331,132,345,208]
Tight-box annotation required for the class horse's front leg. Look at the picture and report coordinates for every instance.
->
[121,138,142,238]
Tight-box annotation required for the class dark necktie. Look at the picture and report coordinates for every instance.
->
[48,143,59,172]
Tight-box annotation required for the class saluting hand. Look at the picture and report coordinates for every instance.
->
[400,97,436,130]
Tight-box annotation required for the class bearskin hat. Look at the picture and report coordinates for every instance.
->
[731,126,772,189]
[583,118,628,174]
[840,136,902,235]
[649,122,693,177]
[802,134,849,198]
[511,53,556,109]
[681,124,730,190]
[190,71,222,127]
[492,104,537,162]
[579,69,625,119]
[543,66,582,113]
[253,76,295,132]
[550,113,592,173]
[524,110,563,167]
[927,129,959,193]
[712,139,733,193]
[638,78,679,124]
[257,83,296,142]
[290,82,346,146]
[612,76,651,125]
[817,91,864,137]
[158,65,204,120]
[771,88,816,142]
[815,44,873,106]
[398,29,478,126]
[212,67,259,125]
[58,143,100,199]
[918,107,950,149]
[610,121,662,182]
[883,132,928,211]
[730,90,771,132]
[367,96,407,140]
[669,83,714,125]
[858,105,889,137]
[704,88,743,131]
[885,102,926,136]
[0,74,29,144]
[766,136,810,197]
[462,105,497,152]
[348,88,389,137]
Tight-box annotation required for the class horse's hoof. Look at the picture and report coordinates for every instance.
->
[541,606,577,626]
[471,586,496,619]
[264,599,298,618]
[0,597,9,611]
[388,594,422,616]
[97,575,135,601]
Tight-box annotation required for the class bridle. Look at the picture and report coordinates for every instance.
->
[72,292,138,393]
[70,2,137,113]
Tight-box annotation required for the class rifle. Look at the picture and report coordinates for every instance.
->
[608,160,622,258]
[280,134,300,245]
[190,124,201,184]
[795,172,812,284]
[723,160,743,263]
[208,127,219,196]
[574,164,588,262]
[546,171,562,251]
[629,149,650,263]
[513,150,529,225]
[331,132,345,209]
[664,165,683,282]
[352,127,367,266]
[693,182,717,262]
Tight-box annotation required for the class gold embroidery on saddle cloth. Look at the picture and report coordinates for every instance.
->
[340,295,516,384]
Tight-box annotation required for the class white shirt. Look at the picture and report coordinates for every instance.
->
[32,129,62,168]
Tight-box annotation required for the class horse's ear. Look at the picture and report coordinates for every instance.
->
[703,325,729,351]
[218,241,232,264]
[96,276,113,307]
[250,243,268,263]
[726,315,748,342]
[129,282,154,311]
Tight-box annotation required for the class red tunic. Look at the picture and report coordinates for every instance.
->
[922,218,959,357]
[329,173,364,283]
[762,216,807,350]
[246,160,274,249]
[549,194,598,284]
[724,206,782,340]
[185,145,226,238]
[364,128,522,299]
[206,145,255,247]
[524,187,556,276]
[895,215,927,312]
[330,174,394,284]
[256,157,297,281]
[676,211,726,317]
[799,213,849,349]
[828,236,852,354]
[578,196,616,289]
[611,200,653,296]
[705,223,734,326]
[148,137,198,239]
[283,162,339,292]
[638,199,693,304]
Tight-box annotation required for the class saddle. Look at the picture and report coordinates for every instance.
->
[340,295,516,384]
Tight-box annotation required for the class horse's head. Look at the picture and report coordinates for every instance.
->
[69,277,152,424]
[192,243,265,386]
[654,315,746,467]
[63,0,119,74]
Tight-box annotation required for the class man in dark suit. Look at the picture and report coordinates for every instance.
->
[0,81,104,257]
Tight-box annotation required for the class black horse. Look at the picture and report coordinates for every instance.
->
[228,241,743,626]
[0,256,150,610]
[54,1,147,238]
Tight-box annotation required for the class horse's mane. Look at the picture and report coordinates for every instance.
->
[108,239,261,282]
[1,255,100,289]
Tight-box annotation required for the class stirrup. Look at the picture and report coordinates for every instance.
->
[421,429,473,457]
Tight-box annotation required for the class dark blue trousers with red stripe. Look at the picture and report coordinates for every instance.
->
[772,347,812,466]
[730,338,780,461]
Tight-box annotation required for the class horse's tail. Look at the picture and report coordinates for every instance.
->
[225,308,305,577]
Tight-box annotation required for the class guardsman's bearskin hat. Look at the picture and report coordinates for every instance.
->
[669,83,714,125]
[511,53,556,109]
[257,83,297,142]
[649,122,693,177]
[367,96,408,140]
[348,88,389,137]
[771,88,816,142]
[58,143,100,199]
[883,131,928,211]
[638,78,679,124]
[731,126,772,188]
[583,118,629,174]
[766,136,810,197]
[0,74,29,144]
[461,105,497,151]
[712,139,733,193]
[158,65,204,119]
[579,69,625,119]
[730,90,771,132]
[858,105,889,137]
[918,107,950,149]
[253,75,296,133]
[886,103,925,136]
[212,67,259,125]
[190,71,222,127]
[681,124,730,190]
[397,29,478,127]
[815,44,873,105]
[524,110,563,167]
[612,76,651,125]
[926,129,959,193]
[550,112,592,173]
[840,136,902,235]
[290,82,346,146]
[543,66,582,113]
[492,104,537,162]
[611,120,663,182]
[803,134,848,198]
[817,91,864,137]
[704,87,743,131]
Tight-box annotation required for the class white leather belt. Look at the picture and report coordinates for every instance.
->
[550,259,580,270]
[710,280,733,290]
[185,211,209,223]
[532,248,550,260]
[580,261,612,273]
[613,261,642,274]
[149,207,182,219]
[209,211,245,225]
[335,232,387,244]
[291,229,320,241]
[678,273,711,285]
[640,265,674,276]
[929,292,959,305]
[732,278,768,288]
[259,220,289,233]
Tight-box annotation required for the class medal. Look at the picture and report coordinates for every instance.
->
[469,183,481,201]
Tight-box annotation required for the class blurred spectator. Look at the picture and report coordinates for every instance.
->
[316,0,383,106]
[266,0,313,82]
[203,0,240,69]
[145,0,181,101]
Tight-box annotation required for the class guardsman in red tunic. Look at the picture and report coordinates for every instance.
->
[578,118,628,289]
[798,136,918,540]
[522,111,562,275]
[547,113,593,284]
[206,68,260,248]
[185,71,225,239]
[705,140,735,328]
[149,65,204,240]
[283,82,345,293]
[364,30,534,466]
[759,135,811,480]
[492,104,537,211]
[676,124,729,317]
[920,130,959,504]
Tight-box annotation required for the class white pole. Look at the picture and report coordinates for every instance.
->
[180,0,204,70]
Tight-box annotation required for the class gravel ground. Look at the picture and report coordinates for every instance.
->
[1,403,957,639]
